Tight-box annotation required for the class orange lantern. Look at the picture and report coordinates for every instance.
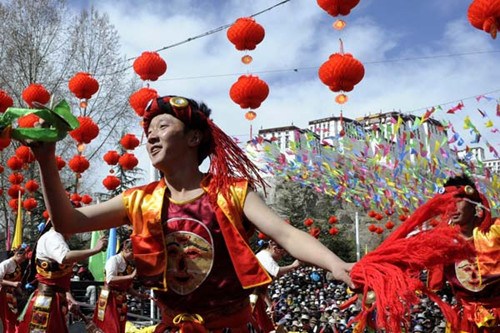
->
[8,173,24,185]
[318,40,364,103]
[68,72,99,107]
[23,198,38,211]
[317,0,360,17]
[103,150,120,165]
[245,110,257,121]
[103,175,121,191]
[118,153,139,170]
[15,146,35,163]
[133,51,167,81]
[468,0,500,39]
[227,17,265,51]
[7,156,23,170]
[129,87,159,117]
[230,75,269,109]
[120,134,140,150]
[22,83,50,108]
[25,179,39,192]
[0,89,14,113]
[68,155,90,174]
[69,116,99,144]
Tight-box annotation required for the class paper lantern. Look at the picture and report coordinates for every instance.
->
[0,90,14,113]
[229,75,269,109]
[368,224,377,232]
[118,153,139,170]
[309,227,321,238]
[257,232,267,240]
[375,227,384,235]
[120,134,140,150]
[103,150,120,165]
[468,0,500,39]
[18,114,40,128]
[227,17,265,51]
[9,199,19,211]
[22,83,50,108]
[7,156,24,170]
[103,175,121,190]
[398,215,408,222]
[317,0,360,17]
[385,221,395,230]
[328,215,338,224]
[8,173,24,185]
[329,227,339,235]
[69,116,99,144]
[15,146,35,163]
[68,72,99,107]
[129,87,159,117]
[7,185,24,198]
[133,51,167,81]
[70,193,82,203]
[368,210,376,218]
[68,155,90,174]
[25,179,39,192]
[0,137,11,150]
[55,156,66,170]
[42,210,50,220]
[304,217,314,227]
[23,198,38,211]
[81,194,93,204]
[319,50,365,93]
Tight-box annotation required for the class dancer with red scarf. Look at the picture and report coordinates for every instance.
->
[28,95,353,333]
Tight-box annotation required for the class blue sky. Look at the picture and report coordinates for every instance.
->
[71,0,499,167]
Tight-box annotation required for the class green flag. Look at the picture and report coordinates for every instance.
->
[88,231,106,281]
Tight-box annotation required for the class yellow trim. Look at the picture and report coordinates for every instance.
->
[168,191,206,205]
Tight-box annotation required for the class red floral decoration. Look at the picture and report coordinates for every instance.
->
[70,116,99,144]
[129,87,159,117]
[316,0,360,17]
[227,17,265,51]
[103,175,121,191]
[133,51,167,81]
[81,194,93,204]
[55,156,66,170]
[15,146,35,163]
[0,137,11,150]
[18,114,40,128]
[25,179,39,192]
[22,83,50,108]
[103,150,120,165]
[9,199,19,211]
[118,153,139,170]
[7,185,24,198]
[318,40,364,104]
[7,156,24,170]
[8,173,24,185]
[309,227,321,238]
[229,75,269,109]
[68,155,90,174]
[385,220,395,230]
[0,89,14,113]
[368,224,377,232]
[120,134,140,150]
[328,215,338,224]
[68,72,99,100]
[468,0,500,39]
[304,217,314,227]
[328,227,339,235]
[23,198,38,211]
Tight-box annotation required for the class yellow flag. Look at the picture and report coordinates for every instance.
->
[12,192,23,249]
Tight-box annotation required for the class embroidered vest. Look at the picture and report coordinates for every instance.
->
[123,177,271,291]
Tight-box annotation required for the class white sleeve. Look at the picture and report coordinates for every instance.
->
[38,231,70,264]
[105,255,120,283]
[0,259,13,279]
[256,250,280,277]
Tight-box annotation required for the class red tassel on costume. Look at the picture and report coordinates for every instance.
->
[179,321,207,333]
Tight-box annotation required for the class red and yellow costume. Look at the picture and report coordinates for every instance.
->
[93,254,135,333]
[0,258,23,333]
[428,217,500,333]
[123,177,272,333]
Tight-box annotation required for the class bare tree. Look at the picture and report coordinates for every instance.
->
[0,0,140,249]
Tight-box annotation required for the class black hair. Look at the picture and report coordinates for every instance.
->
[443,174,476,189]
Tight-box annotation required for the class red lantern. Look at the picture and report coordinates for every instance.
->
[70,193,82,203]
[319,51,365,93]
[257,232,267,240]
[0,89,14,113]
[81,194,93,204]
[120,134,140,150]
[328,227,339,235]
[375,227,384,235]
[0,137,11,150]
[317,0,360,17]
[309,227,321,238]
[385,221,395,230]
[468,0,500,39]
[56,156,66,170]
[15,146,35,163]
[129,87,159,117]
[22,83,50,108]
[398,215,408,222]
[368,210,376,218]
[7,185,24,198]
[227,17,265,51]
[18,114,40,128]
[68,155,90,174]
[103,150,120,165]
[103,175,121,190]
[8,173,24,185]
[328,215,338,224]
[23,198,38,211]
[25,179,39,192]
[118,153,139,170]
[42,210,50,220]
[70,116,99,144]
[229,75,269,109]
[133,51,167,81]
[375,213,384,221]
[7,156,23,170]
[245,110,257,121]
[384,209,394,216]
[368,224,377,232]
[304,217,314,227]
[68,72,99,100]
[9,199,19,211]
